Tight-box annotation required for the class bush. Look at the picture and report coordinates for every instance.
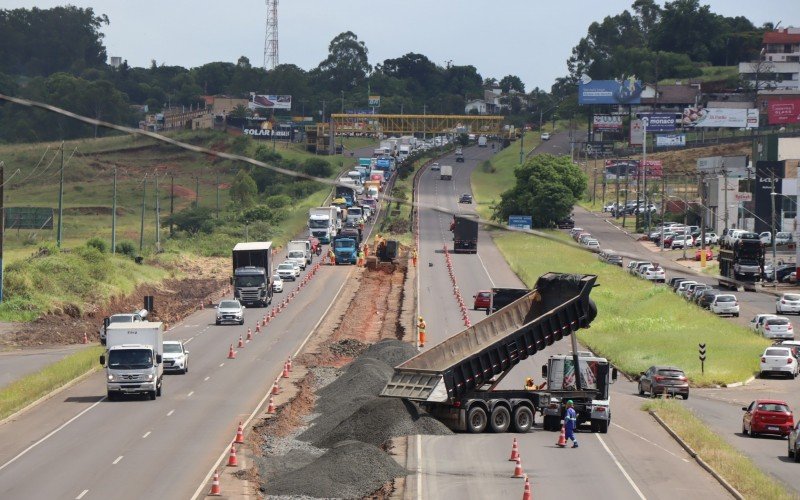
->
[115,240,136,257]
[302,158,332,178]
[86,237,107,253]
[265,194,292,209]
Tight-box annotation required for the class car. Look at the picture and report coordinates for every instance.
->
[642,265,666,283]
[585,239,601,251]
[676,280,697,295]
[556,217,575,229]
[162,340,189,374]
[628,261,648,275]
[682,282,702,299]
[765,264,798,283]
[459,194,473,204]
[759,232,772,245]
[216,299,244,325]
[284,260,301,278]
[709,294,739,317]
[569,227,584,238]
[667,276,687,288]
[690,284,712,303]
[603,203,618,213]
[743,400,794,438]
[760,347,799,378]
[473,290,492,310]
[695,232,719,246]
[99,311,147,345]
[638,366,689,399]
[788,421,800,460]
[598,250,623,267]
[774,340,800,360]
[541,132,551,140]
[430,162,440,171]
[777,293,800,314]
[272,274,284,293]
[749,313,777,333]
[574,232,591,242]
[276,262,296,281]
[671,235,694,249]
[761,316,794,341]
[698,289,720,309]
[578,234,595,246]
[694,248,713,261]
[634,262,653,277]
[670,278,691,291]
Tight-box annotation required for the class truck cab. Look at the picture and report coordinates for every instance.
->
[333,236,358,265]
[232,242,273,307]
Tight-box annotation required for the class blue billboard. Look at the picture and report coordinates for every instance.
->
[639,113,676,132]
[508,215,532,230]
[578,78,642,105]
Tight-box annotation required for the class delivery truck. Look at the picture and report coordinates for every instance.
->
[101,321,164,400]
[232,242,273,307]
[440,165,453,180]
[452,214,478,253]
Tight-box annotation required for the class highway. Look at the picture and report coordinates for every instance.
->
[410,138,729,499]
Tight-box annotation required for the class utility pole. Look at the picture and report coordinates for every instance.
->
[216,173,221,219]
[111,166,117,254]
[660,175,667,252]
[722,164,729,236]
[519,130,524,165]
[195,176,200,208]
[771,175,778,286]
[642,120,650,234]
[699,173,706,263]
[155,172,161,252]
[0,162,4,303]
[56,142,65,247]
[169,175,174,237]
[592,167,598,206]
[139,175,147,253]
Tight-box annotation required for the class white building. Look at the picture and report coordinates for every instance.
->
[739,28,800,91]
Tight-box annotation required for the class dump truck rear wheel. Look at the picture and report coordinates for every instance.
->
[489,406,510,433]
[512,406,534,433]
[466,406,488,433]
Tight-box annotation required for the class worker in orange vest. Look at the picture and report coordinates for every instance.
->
[417,316,427,347]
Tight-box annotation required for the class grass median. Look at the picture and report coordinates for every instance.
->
[493,231,768,386]
[0,346,104,421]
[643,398,794,499]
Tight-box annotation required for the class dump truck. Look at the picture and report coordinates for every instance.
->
[381,273,614,434]
[232,242,273,307]
[453,214,478,253]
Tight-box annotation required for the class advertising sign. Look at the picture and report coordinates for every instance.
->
[508,215,532,230]
[641,160,663,179]
[734,192,753,202]
[768,99,800,125]
[630,119,644,145]
[248,94,292,110]
[681,107,759,129]
[592,115,623,130]
[656,134,686,147]
[754,161,785,233]
[578,77,642,105]
[697,155,749,177]
[585,142,615,155]
[604,160,638,179]
[242,125,293,140]
[639,113,676,132]
[368,95,381,107]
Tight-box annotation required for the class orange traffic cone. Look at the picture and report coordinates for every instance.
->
[262,315,267,326]
[200,301,204,310]
[522,475,532,500]
[255,323,261,333]
[82,332,88,344]
[282,362,290,378]
[272,380,280,395]
[209,471,221,496]
[234,421,245,444]
[227,445,238,467]
[509,438,520,461]
[271,308,276,318]
[287,356,293,371]
[238,335,244,348]
[557,425,567,448]
[267,396,276,414]
[512,457,525,478]
[227,344,236,359]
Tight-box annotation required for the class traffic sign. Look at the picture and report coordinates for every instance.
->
[699,343,707,373]
[508,215,532,230]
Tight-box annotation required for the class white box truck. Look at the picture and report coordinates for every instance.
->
[101,321,164,400]
[440,165,453,180]
[287,240,311,269]
[308,207,338,243]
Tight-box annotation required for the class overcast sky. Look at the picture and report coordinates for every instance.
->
[5,1,796,91]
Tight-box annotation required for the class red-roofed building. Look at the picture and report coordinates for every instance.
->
[739,28,800,91]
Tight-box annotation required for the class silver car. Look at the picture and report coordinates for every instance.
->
[761,317,795,341]
[216,299,244,325]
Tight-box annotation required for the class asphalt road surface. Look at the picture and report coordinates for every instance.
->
[411,138,729,499]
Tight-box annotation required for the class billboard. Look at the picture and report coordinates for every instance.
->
[630,119,644,145]
[697,155,749,177]
[578,77,642,105]
[768,99,800,125]
[639,113,676,132]
[681,106,759,129]
[592,115,623,130]
[604,160,662,179]
[656,134,686,147]
[754,161,785,234]
[641,160,663,179]
[242,123,294,140]
[368,95,381,107]
[248,94,292,110]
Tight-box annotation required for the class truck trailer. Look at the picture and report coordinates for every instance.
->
[453,215,478,253]
[718,239,765,287]
[381,273,612,433]
[101,321,164,400]
[232,242,273,307]
[440,165,453,180]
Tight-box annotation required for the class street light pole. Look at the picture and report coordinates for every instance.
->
[771,178,778,286]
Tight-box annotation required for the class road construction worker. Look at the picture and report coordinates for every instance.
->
[357,248,365,267]
[328,248,336,266]
[564,400,578,448]
[412,249,418,267]
[417,316,427,347]
[524,377,535,390]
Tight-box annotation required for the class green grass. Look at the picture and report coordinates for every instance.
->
[0,346,104,421]
[471,131,541,220]
[643,399,794,499]
[493,231,768,385]
[658,66,738,85]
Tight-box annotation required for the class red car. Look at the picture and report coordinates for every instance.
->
[473,291,492,310]
[694,248,713,261]
[742,399,794,438]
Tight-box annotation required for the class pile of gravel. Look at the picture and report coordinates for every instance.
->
[314,356,394,415]
[327,338,368,358]
[360,338,419,367]
[267,440,406,499]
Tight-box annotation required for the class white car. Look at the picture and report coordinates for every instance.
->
[585,239,600,251]
[761,317,794,341]
[777,293,800,314]
[541,132,551,140]
[216,299,244,325]
[282,260,301,278]
[710,294,739,317]
[162,340,189,374]
[643,266,666,283]
[750,313,778,333]
[272,274,284,293]
[276,262,296,281]
[671,235,694,249]
[760,346,799,378]
[430,162,440,171]
[569,227,585,237]
[676,281,697,295]
[628,261,648,275]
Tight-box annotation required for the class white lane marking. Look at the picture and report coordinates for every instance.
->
[191,268,353,500]
[76,489,89,499]
[167,410,174,417]
[112,455,123,465]
[612,423,689,462]
[184,337,194,344]
[476,252,495,287]
[596,434,647,500]
[187,391,194,397]
[0,398,105,473]
[142,431,151,439]
[416,434,423,500]
[204,376,210,381]
[219,363,225,367]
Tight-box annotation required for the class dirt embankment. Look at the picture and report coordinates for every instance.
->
[0,256,229,349]
[632,141,752,174]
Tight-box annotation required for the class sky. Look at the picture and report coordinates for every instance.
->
[4,0,797,92]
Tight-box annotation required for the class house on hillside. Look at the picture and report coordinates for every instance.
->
[739,28,800,91]
[640,84,702,111]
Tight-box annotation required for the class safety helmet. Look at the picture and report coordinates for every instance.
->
[567,400,574,405]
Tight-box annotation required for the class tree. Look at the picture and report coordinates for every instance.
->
[492,154,586,228]
[229,170,258,208]
[499,75,525,94]
[302,158,332,178]
[168,207,214,234]
[313,31,371,91]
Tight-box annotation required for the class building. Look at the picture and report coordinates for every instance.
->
[639,84,701,110]
[739,28,800,91]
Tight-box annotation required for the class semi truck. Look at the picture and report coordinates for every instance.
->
[308,207,337,243]
[335,185,357,207]
[332,234,358,264]
[100,321,164,400]
[232,242,273,307]
[381,273,614,433]
[718,238,765,286]
[453,214,478,253]
[440,165,453,180]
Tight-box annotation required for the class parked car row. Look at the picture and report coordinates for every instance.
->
[626,260,666,283]
[598,250,623,267]
[568,227,600,251]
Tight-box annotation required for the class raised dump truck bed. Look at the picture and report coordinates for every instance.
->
[381,273,597,403]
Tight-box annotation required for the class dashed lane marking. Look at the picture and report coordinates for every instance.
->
[142,431,151,439]
[167,410,174,417]
[75,489,89,499]
[112,455,123,465]
[187,391,194,397]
